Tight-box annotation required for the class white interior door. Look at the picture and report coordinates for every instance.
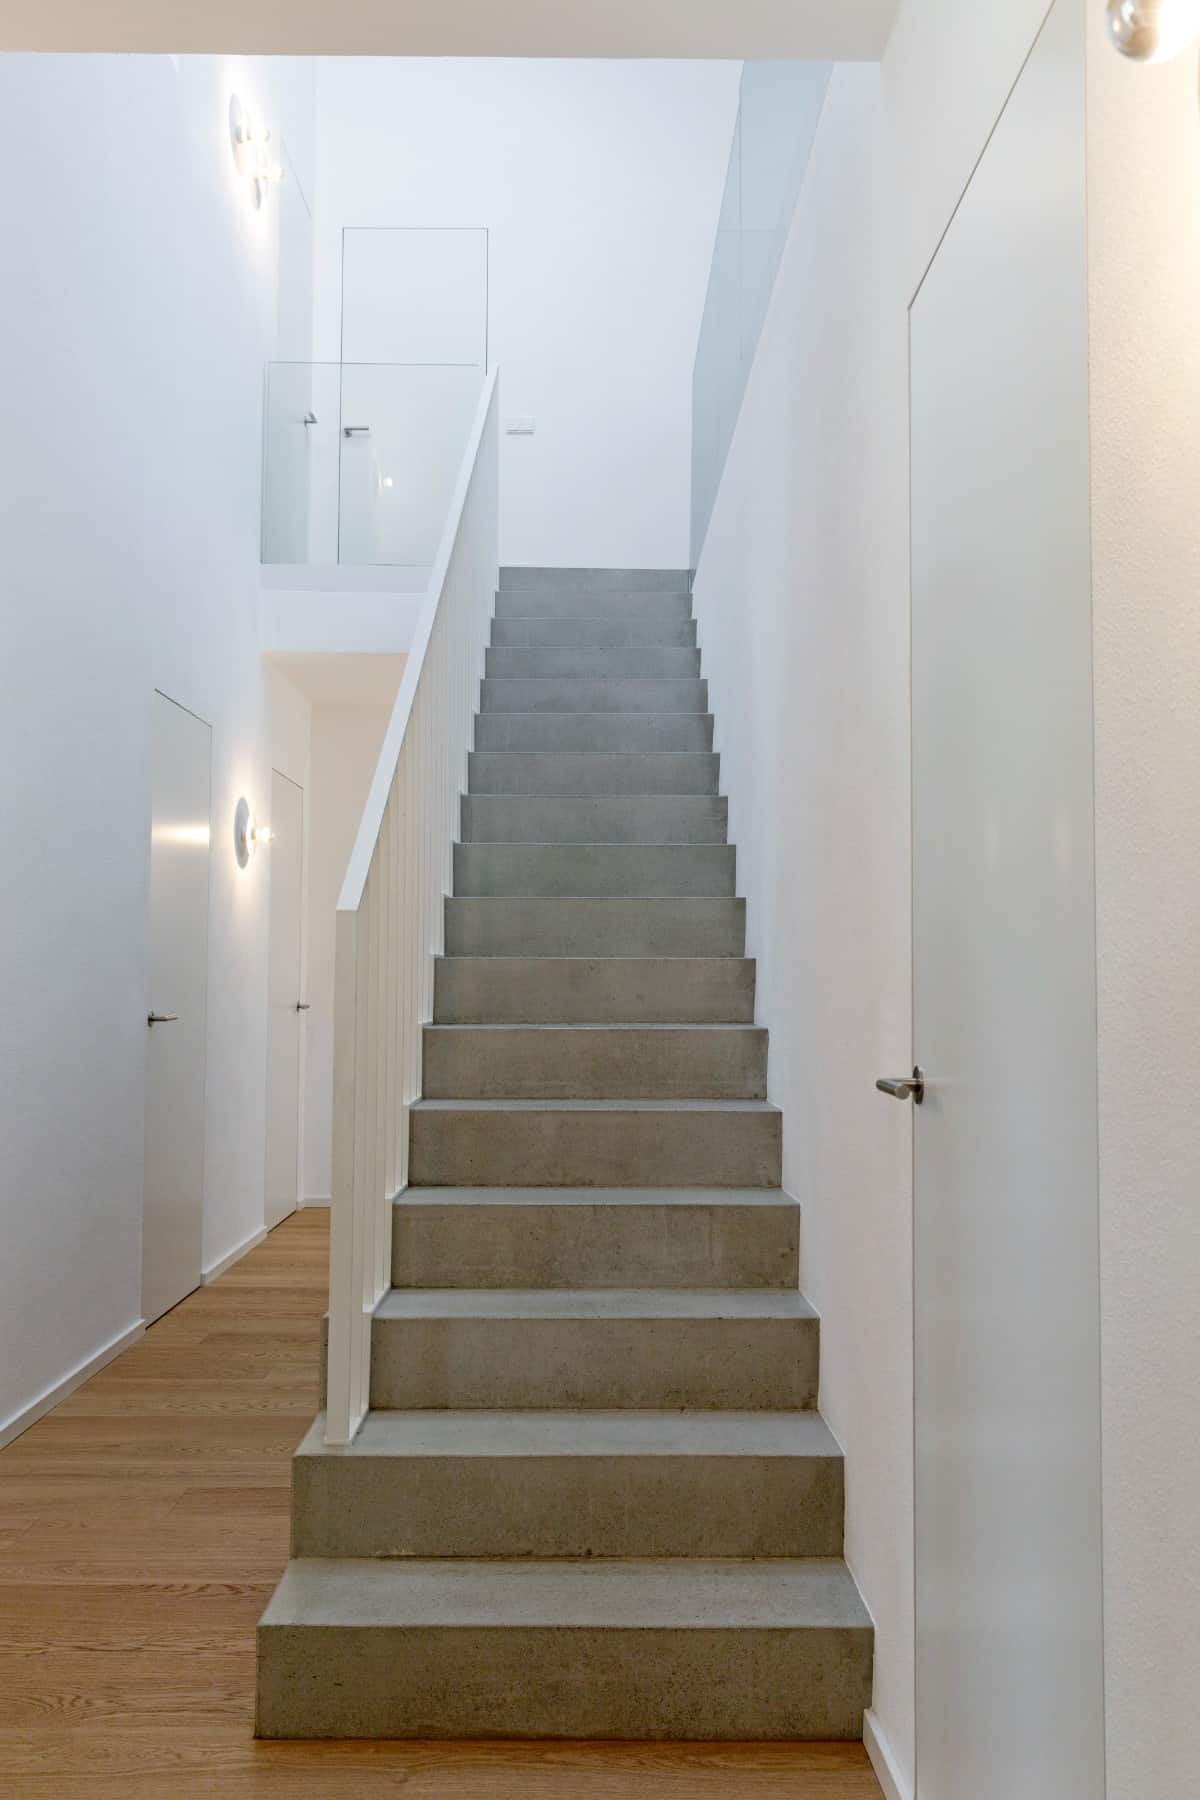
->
[908,3,1105,1795]
[264,768,305,1229]
[143,692,211,1325]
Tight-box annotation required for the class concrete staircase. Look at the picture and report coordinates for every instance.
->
[257,567,873,1740]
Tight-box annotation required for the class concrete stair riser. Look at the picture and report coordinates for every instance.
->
[475,712,714,752]
[408,1100,782,1189]
[499,567,692,592]
[494,590,694,623]
[391,1191,800,1290]
[460,794,728,845]
[480,677,708,714]
[467,751,720,797]
[432,956,755,1023]
[421,1025,768,1100]
[491,616,698,649]
[290,1412,844,1560]
[486,646,702,680]
[452,843,736,897]
[370,1292,817,1410]
[442,896,747,958]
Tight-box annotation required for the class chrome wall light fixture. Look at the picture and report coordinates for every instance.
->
[1106,0,1200,60]
[228,94,285,209]
[234,797,258,868]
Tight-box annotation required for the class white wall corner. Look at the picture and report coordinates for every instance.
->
[864,1708,915,1800]
[0,1319,145,1451]
[201,1223,269,1284]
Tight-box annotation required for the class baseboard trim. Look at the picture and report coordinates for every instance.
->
[202,1225,268,1284]
[300,1196,331,1209]
[0,1317,145,1450]
[864,1710,914,1800]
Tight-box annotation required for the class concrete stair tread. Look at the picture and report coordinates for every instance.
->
[261,1556,867,1631]
[411,1098,779,1114]
[375,1288,815,1320]
[297,1409,839,1459]
[396,1186,797,1207]
[424,1023,762,1033]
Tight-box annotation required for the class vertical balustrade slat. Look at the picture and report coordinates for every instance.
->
[325,367,498,1446]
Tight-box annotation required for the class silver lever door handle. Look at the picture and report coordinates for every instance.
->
[147,1012,179,1026]
[342,425,369,437]
[876,1066,924,1104]
[296,1002,311,1012]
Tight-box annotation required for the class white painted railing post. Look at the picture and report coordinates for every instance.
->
[325,367,499,1446]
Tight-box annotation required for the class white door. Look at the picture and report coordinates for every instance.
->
[907,4,1105,1796]
[264,768,305,1229]
[143,692,211,1324]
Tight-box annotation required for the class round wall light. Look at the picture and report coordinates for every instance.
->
[228,94,284,209]
[234,797,257,868]
[1106,0,1200,60]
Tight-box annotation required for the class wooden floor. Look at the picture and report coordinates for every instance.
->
[0,1210,882,1798]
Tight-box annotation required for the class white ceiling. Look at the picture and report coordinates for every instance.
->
[267,652,407,706]
[0,0,900,59]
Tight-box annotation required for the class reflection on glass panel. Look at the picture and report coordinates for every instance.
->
[691,61,831,566]
[262,362,483,567]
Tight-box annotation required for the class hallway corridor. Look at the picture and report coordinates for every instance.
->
[0,1212,882,1797]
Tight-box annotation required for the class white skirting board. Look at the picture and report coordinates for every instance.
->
[864,1708,915,1800]
[0,1317,145,1450]
[300,1195,331,1208]
[202,1225,269,1284]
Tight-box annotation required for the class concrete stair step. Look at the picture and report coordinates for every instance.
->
[391,1188,799,1290]
[290,1410,844,1559]
[485,646,702,679]
[421,1024,768,1100]
[475,711,714,752]
[468,751,720,796]
[481,677,707,714]
[500,566,693,592]
[408,1098,782,1189]
[257,1555,872,1740]
[369,1287,817,1409]
[491,616,697,649]
[432,955,754,1023]
[495,590,694,623]
[443,896,746,958]
[453,842,736,897]
[460,794,727,845]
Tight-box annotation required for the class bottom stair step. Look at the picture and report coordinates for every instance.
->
[256,1556,874,1740]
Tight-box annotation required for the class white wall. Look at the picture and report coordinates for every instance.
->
[0,52,314,1440]
[696,1,1200,1791]
[692,62,913,1788]
[1085,16,1200,1795]
[302,699,396,1203]
[311,58,741,569]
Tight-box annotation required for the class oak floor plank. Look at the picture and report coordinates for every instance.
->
[0,1209,883,1798]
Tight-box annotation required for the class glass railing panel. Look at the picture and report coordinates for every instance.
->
[262,361,484,567]
[690,60,832,566]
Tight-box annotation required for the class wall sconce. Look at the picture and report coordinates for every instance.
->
[1106,0,1200,60]
[229,95,285,210]
[234,797,259,868]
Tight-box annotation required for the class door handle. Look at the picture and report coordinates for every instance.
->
[147,1012,179,1026]
[296,1002,311,1012]
[342,425,370,437]
[876,1066,924,1104]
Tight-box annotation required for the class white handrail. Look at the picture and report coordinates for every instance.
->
[326,366,499,1445]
